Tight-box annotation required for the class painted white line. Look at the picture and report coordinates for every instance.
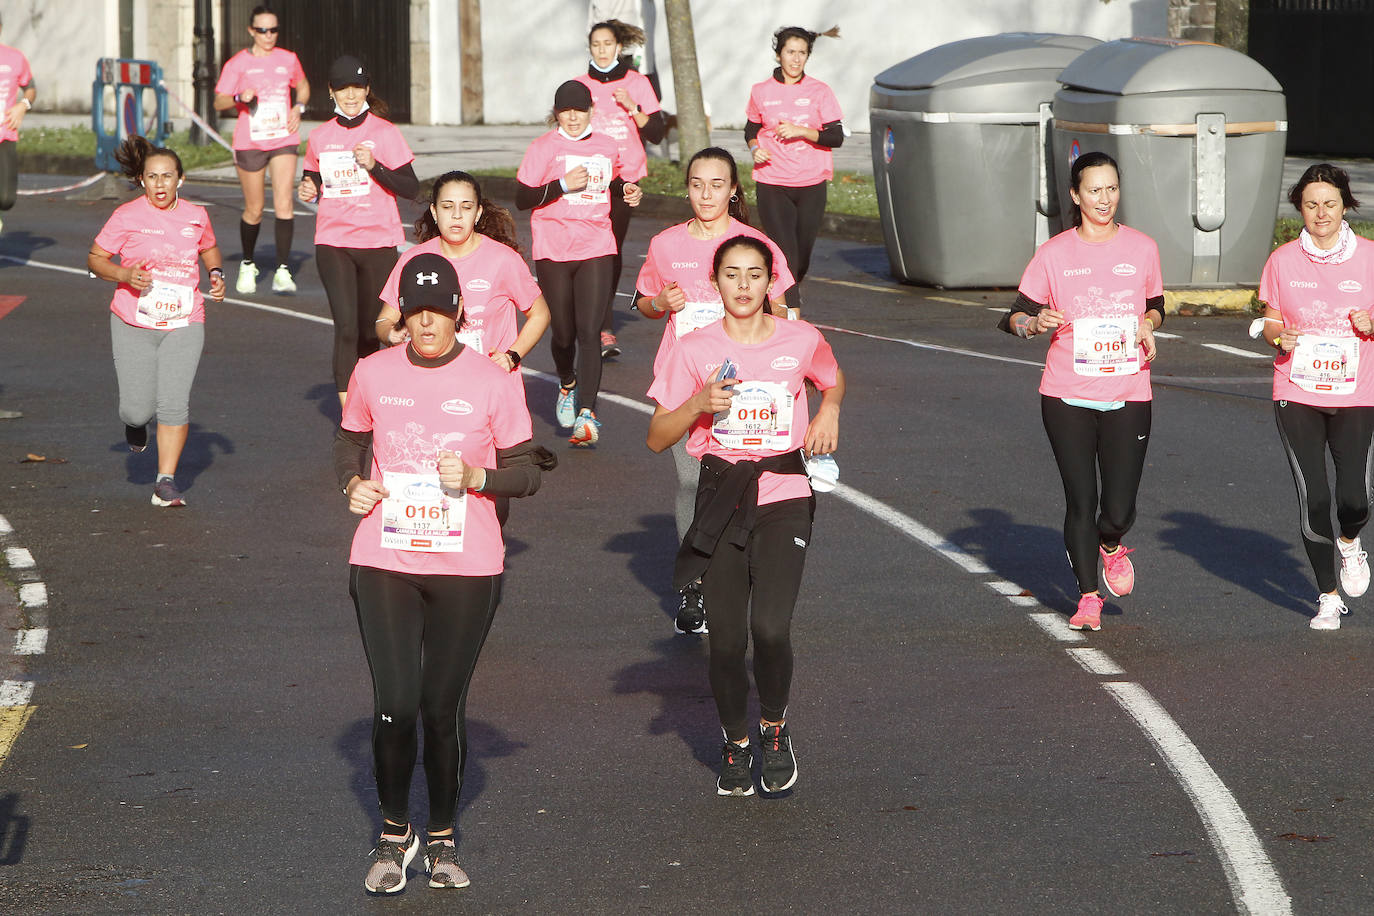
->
[1065,647,1125,676]
[1203,343,1269,360]
[0,254,92,278]
[1006,595,1040,607]
[14,629,47,656]
[926,295,979,306]
[812,324,1046,370]
[4,548,34,570]
[986,580,1024,595]
[1103,682,1292,915]
[1027,612,1085,644]
[812,276,904,295]
[18,583,47,608]
[0,681,34,707]
[0,515,11,535]
[1153,330,1180,339]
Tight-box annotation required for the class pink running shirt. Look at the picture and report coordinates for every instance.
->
[215,48,305,152]
[636,219,795,377]
[341,344,533,576]
[304,113,413,249]
[516,129,624,262]
[1260,237,1374,408]
[94,196,218,329]
[381,237,542,356]
[0,44,33,144]
[745,74,843,188]
[574,70,660,182]
[647,318,839,505]
[1018,225,1163,403]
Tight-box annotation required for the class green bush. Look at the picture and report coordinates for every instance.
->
[20,125,237,171]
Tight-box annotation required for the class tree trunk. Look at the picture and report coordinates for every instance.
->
[1214,0,1249,53]
[663,0,709,162]
[460,0,484,125]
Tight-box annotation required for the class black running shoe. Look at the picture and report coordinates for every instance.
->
[717,741,755,796]
[759,723,797,793]
[674,582,707,634]
[125,423,148,453]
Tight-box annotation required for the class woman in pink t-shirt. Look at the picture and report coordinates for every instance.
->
[516,79,642,447]
[1258,163,1374,630]
[213,4,310,295]
[0,16,36,228]
[336,253,552,893]
[297,56,417,408]
[575,18,666,358]
[745,25,844,314]
[647,236,844,797]
[635,146,794,636]
[87,137,226,509]
[1000,151,1164,632]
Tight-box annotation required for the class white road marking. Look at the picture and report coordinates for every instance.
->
[0,681,34,707]
[0,254,91,277]
[18,583,46,608]
[1065,647,1125,676]
[925,295,980,306]
[1203,343,1269,360]
[986,580,1025,595]
[1103,682,1293,915]
[812,323,1045,370]
[14,629,47,655]
[4,548,34,569]
[1027,612,1085,644]
[0,515,10,535]
[1153,330,1180,339]
[811,276,904,295]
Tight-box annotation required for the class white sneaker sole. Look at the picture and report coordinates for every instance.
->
[366,835,419,894]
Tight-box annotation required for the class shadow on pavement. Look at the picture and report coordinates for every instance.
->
[945,507,1081,614]
[1157,510,1313,620]
[603,512,680,621]
[0,231,57,266]
[0,792,29,865]
[115,421,234,489]
[613,636,719,769]
[836,244,892,281]
[306,382,341,429]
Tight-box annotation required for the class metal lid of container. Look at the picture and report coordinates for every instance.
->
[1058,38,1282,95]
[873,33,1100,90]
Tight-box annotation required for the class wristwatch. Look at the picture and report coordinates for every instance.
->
[505,349,522,369]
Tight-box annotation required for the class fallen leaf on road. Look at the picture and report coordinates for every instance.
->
[68,743,88,749]
[20,453,66,464]
[1277,832,1332,842]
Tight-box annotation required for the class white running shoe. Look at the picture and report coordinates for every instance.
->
[1311,592,1348,631]
[1339,537,1369,597]
[271,264,296,293]
[235,261,258,294]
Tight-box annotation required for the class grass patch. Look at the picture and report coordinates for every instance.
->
[1273,217,1374,248]
[20,125,238,171]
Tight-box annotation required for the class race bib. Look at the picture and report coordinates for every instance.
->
[379,471,466,553]
[136,282,194,329]
[712,380,793,450]
[249,100,289,141]
[565,154,612,206]
[675,301,725,337]
[1072,317,1140,376]
[319,150,370,198]
[458,327,483,352]
[1291,335,1360,395]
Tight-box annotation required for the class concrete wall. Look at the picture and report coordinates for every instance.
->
[473,0,1169,130]
[1,0,120,112]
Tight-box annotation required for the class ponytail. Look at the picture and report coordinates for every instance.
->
[113,135,183,184]
[772,24,840,54]
[589,19,645,48]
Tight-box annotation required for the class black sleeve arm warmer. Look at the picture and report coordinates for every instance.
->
[609,177,628,196]
[997,293,1047,334]
[1146,295,1165,329]
[640,110,667,144]
[478,441,559,498]
[816,120,845,149]
[744,120,761,144]
[333,427,372,491]
[516,180,565,211]
[303,169,322,187]
[369,161,420,201]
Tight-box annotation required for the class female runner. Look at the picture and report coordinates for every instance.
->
[575,17,666,358]
[1000,151,1163,631]
[1258,163,1374,629]
[636,146,794,635]
[297,55,417,408]
[745,25,843,314]
[213,4,309,295]
[337,253,552,893]
[647,236,844,796]
[87,136,225,508]
[516,79,641,446]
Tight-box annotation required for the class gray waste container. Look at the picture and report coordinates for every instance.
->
[1051,38,1287,286]
[870,33,1100,288]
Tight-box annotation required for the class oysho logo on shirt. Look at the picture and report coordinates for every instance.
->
[466,278,491,292]
[441,398,474,416]
[1063,267,1091,277]
[671,261,698,270]
[1339,279,1363,293]
[378,395,415,406]
[1112,263,1137,277]
[771,355,800,371]
[1289,280,1318,288]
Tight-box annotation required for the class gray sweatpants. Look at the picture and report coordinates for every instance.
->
[670,437,699,542]
[110,313,204,427]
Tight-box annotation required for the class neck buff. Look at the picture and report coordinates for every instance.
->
[334,100,370,119]
[557,124,593,141]
[1301,220,1356,265]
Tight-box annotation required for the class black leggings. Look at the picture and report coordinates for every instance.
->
[603,195,632,333]
[701,497,814,742]
[0,140,17,211]
[536,255,613,412]
[755,181,827,310]
[1274,400,1374,593]
[1041,396,1152,595]
[316,244,399,391]
[350,565,501,831]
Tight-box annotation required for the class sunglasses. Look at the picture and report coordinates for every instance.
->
[252,26,279,34]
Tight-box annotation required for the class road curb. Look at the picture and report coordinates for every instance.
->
[1164,288,1257,316]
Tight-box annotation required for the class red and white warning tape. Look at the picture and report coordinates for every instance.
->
[15,173,105,196]
[157,79,234,153]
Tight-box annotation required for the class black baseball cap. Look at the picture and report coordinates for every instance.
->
[397,253,461,317]
[553,79,592,112]
[328,55,369,89]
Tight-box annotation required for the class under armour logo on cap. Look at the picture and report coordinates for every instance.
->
[397,252,462,317]
[415,271,439,285]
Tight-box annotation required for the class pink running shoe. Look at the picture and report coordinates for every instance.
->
[1069,594,1104,631]
[1100,545,1136,597]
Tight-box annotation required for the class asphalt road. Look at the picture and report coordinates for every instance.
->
[0,178,1370,915]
